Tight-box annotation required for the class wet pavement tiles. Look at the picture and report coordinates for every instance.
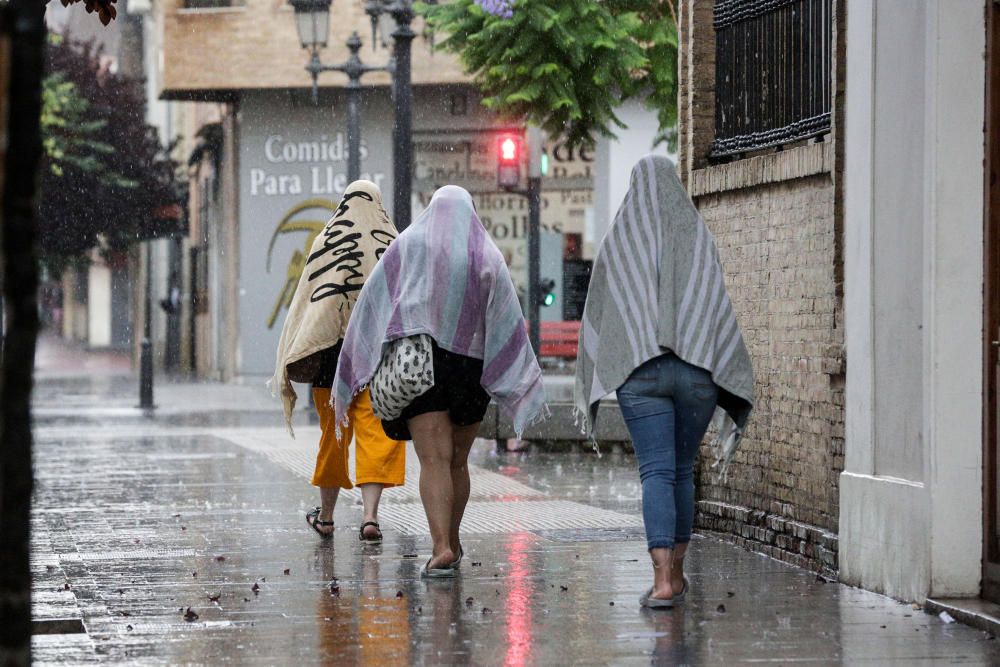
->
[31,427,1000,665]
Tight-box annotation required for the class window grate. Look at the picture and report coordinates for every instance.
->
[712,0,832,159]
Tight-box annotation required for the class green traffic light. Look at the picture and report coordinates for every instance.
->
[543,293,556,307]
[540,153,549,176]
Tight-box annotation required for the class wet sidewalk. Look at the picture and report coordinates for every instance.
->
[31,409,1000,665]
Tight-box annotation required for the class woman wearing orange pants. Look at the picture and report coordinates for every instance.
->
[310,358,404,541]
[271,180,404,542]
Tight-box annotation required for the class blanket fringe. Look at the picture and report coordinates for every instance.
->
[709,409,742,483]
[332,387,362,441]
[513,402,551,441]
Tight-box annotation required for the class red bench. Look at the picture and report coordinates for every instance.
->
[539,320,581,359]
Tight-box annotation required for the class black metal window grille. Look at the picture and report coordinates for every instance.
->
[712,0,832,159]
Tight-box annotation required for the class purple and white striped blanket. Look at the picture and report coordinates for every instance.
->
[332,185,546,437]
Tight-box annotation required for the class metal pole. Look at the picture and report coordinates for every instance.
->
[346,85,361,184]
[390,1,415,231]
[139,241,154,409]
[527,175,541,356]
[345,32,363,184]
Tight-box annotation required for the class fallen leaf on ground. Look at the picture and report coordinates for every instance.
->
[560,586,568,592]
[396,591,404,599]
[208,593,221,603]
[181,526,187,531]
[183,607,199,622]
[126,625,133,631]
[63,583,70,591]
[252,583,260,594]
[472,562,482,567]
[192,572,197,578]
[482,607,493,614]
[727,591,735,598]
[465,597,475,606]
[609,601,615,606]
[215,556,225,563]
[716,604,727,613]
[284,569,290,575]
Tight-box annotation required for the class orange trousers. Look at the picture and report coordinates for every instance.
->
[311,388,405,489]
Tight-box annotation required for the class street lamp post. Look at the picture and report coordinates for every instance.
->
[139,240,154,410]
[387,1,415,231]
[292,0,389,185]
[291,0,424,231]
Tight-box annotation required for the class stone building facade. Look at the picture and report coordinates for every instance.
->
[677,0,845,575]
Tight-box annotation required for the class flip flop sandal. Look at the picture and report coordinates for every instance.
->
[449,544,464,569]
[359,521,383,544]
[639,576,689,609]
[421,557,457,579]
[306,508,334,538]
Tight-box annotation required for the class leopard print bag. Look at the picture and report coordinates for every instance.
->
[368,334,435,421]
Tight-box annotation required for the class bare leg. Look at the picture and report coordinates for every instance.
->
[359,483,384,539]
[449,425,480,554]
[409,411,456,569]
[649,547,675,600]
[671,542,689,595]
[316,486,339,536]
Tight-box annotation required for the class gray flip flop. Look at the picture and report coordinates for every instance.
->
[421,557,457,579]
[639,575,689,609]
[449,544,464,569]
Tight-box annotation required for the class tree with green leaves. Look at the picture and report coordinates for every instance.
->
[419,0,678,149]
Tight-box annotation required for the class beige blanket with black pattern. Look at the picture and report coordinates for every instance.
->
[270,180,396,435]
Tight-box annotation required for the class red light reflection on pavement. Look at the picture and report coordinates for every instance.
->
[504,531,535,667]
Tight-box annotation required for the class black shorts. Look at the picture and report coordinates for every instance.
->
[380,342,491,441]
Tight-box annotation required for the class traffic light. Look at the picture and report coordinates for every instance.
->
[497,134,521,189]
[539,278,556,307]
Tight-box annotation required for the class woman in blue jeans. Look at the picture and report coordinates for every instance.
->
[575,156,754,609]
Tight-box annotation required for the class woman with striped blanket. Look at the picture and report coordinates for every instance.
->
[334,185,546,578]
[575,155,754,608]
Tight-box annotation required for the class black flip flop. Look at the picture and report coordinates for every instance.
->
[306,507,334,538]
[359,521,383,544]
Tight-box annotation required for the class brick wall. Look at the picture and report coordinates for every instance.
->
[694,173,843,576]
[679,0,845,575]
[157,0,469,98]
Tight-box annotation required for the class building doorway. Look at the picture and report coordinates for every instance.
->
[983,0,1000,604]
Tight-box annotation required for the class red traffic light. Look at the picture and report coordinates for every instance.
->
[497,134,521,188]
[500,136,518,163]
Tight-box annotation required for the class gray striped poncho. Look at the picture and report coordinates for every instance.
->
[574,155,753,473]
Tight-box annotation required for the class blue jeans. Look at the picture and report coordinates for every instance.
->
[617,353,719,551]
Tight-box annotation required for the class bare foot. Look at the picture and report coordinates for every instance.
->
[306,508,335,537]
[427,548,455,570]
[671,560,686,596]
[648,584,675,600]
[361,521,381,541]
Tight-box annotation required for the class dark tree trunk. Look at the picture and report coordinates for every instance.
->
[0,0,45,663]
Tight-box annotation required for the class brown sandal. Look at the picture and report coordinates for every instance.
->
[306,508,334,538]
[359,521,382,544]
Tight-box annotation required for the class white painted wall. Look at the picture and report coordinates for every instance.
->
[841,0,985,602]
[87,263,113,348]
[593,97,672,247]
